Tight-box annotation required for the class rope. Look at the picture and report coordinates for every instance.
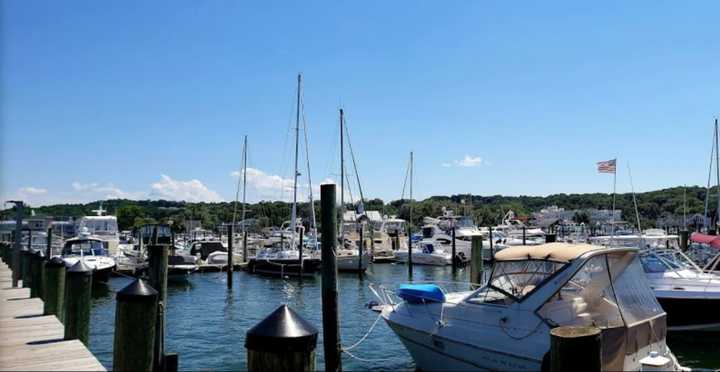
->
[342,313,383,351]
[342,348,394,363]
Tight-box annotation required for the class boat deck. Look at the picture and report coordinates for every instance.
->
[0,263,105,371]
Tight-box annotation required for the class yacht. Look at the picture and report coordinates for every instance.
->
[61,234,116,282]
[493,210,545,245]
[189,240,229,267]
[394,240,452,266]
[374,243,683,371]
[336,245,371,272]
[249,241,321,276]
[76,204,125,256]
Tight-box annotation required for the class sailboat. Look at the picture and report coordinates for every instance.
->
[336,108,371,272]
[248,74,321,277]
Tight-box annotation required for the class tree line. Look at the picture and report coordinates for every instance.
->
[2,185,718,232]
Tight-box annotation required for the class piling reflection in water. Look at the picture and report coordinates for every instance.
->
[87,263,714,370]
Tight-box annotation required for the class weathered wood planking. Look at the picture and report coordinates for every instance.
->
[0,263,106,371]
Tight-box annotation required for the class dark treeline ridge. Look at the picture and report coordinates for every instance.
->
[2,186,718,231]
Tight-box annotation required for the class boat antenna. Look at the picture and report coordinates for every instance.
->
[627,162,644,247]
[290,73,301,249]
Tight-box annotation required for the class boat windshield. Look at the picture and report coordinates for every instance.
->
[538,251,664,329]
[466,260,565,305]
[63,240,106,257]
[455,217,475,229]
[640,249,698,274]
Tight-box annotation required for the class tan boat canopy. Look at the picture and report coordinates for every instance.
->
[494,242,602,263]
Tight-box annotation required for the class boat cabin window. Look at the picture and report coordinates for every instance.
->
[63,240,107,257]
[538,255,623,328]
[466,260,564,305]
[422,227,434,239]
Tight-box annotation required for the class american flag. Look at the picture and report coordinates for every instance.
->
[597,159,616,174]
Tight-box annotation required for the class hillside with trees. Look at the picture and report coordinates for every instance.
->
[1,186,716,231]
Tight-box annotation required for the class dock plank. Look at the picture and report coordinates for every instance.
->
[0,263,106,371]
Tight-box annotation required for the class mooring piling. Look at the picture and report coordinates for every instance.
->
[21,244,33,289]
[29,249,45,298]
[407,225,413,280]
[680,229,689,251]
[227,224,234,289]
[470,235,483,289]
[320,184,342,372]
[451,225,457,275]
[245,304,318,372]
[113,279,159,372]
[358,223,364,274]
[43,256,67,321]
[46,227,53,258]
[64,260,93,346]
[550,326,601,372]
[11,201,23,287]
[522,226,527,245]
[243,231,248,263]
[147,242,169,372]
[488,226,494,262]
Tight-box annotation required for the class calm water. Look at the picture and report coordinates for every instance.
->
[88,264,718,370]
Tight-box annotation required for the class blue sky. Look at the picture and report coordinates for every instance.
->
[2,1,719,207]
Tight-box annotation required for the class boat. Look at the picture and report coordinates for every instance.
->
[60,233,116,283]
[189,240,229,268]
[375,242,683,371]
[420,212,487,262]
[248,74,321,277]
[370,216,407,262]
[394,240,452,266]
[493,210,545,245]
[167,253,198,281]
[76,203,126,256]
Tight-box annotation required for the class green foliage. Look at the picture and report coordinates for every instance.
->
[1,185,715,231]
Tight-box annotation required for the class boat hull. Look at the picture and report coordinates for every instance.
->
[248,258,321,277]
[93,266,114,283]
[657,296,720,331]
[337,254,370,272]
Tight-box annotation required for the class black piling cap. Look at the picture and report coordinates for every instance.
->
[245,305,318,352]
[67,260,93,276]
[116,279,158,302]
[34,250,45,259]
[21,249,34,256]
[46,256,66,268]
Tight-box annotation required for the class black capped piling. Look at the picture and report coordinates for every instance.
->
[550,326,601,372]
[113,279,159,372]
[407,225,413,279]
[320,184,341,372]
[43,257,66,321]
[30,250,45,298]
[243,231,248,263]
[11,202,23,287]
[245,304,318,372]
[545,232,557,243]
[64,260,93,345]
[522,226,527,245]
[488,226,495,262]
[227,224,234,289]
[21,248,33,288]
[470,236,483,289]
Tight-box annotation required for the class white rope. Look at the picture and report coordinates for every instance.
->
[342,313,383,351]
[342,348,394,363]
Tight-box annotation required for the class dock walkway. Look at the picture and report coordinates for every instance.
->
[0,263,105,371]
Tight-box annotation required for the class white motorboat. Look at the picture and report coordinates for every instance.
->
[394,240,452,266]
[61,236,116,283]
[76,203,124,256]
[167,254,198,281]
[376,243,683,371]
[493,210,545,245]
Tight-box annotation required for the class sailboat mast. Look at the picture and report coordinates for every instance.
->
[241,135,248,233]
[290,74,301,242]
[340,108,345,208]
[716,118,719,232]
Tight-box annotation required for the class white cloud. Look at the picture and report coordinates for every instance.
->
[149,175,222,202]
[71,182,144,199]
[19,187,47,195]
[230,168,330,202]
[443,155,485,168]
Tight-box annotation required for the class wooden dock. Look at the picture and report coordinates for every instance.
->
[0,263,105,371]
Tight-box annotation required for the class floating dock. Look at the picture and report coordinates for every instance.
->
[0,263,105,371]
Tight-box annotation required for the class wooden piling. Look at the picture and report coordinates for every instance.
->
[43,257,66,321]
[470,236,483,289]
[46,227,53,258]
[358,223,363,273]
[451,226,457,275]
[12,202,23,287]
[243,231,248,263]
[113,279,159,372]
[488,226,494,262]
[680,230,689,251]
[30,250,45,298]
[64,260,93,346]
[550,326,601,372]
[522,226,526,245]
[245,305,318,372]
[227,224,234,289]
[319,184,341,372]
[147,244,168,372]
